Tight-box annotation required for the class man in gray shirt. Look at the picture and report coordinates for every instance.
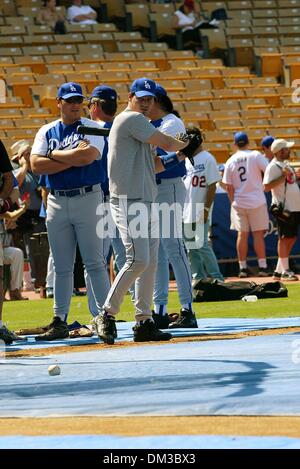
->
[94,77,189,344]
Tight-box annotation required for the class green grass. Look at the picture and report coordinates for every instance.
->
[3,283,300,330]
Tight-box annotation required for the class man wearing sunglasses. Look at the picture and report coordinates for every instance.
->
[30,82,110,340]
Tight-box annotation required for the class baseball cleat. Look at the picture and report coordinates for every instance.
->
[152,311,170,329]
[94,312,117,345]
[133,319,172,342]
[35,317,69,341]
[0,326,23,344]
[168,308,198,329]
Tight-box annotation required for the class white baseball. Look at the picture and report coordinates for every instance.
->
[48,364,61,376]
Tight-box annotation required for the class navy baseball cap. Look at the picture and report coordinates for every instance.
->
[57,82,84,100]
[90,85,117,101]
[155,84,167,96]
[130,77,156,97]
[261,135,275,148]
[234,131,249,145]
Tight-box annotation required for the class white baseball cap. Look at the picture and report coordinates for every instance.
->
[10,140,31,161]
[270,138,294,154]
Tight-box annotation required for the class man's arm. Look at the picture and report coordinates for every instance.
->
[31,154,72,175]
[225,183,234,204]
[50,144,99,167]
[147,130,188,153]
[0,172,13,200]
[154,150,187,174]
[204,182,217,223]
[263,172,286,192]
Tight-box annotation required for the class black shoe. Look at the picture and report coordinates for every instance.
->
[133,319,172,342]
[152,311,170,329]
[95,312,117,345]
[272,271,281,280]
[35,317,69,341]
[258,268,270,277]
[238,268,249,278]
[168,308,198,329]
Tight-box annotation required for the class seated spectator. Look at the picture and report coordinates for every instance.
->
[67,0,98,25]
[172,0,217,49]
[1,191,30,301]
[36,0,66,34]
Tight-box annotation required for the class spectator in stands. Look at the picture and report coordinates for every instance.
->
[263,139,300,281]
[36,0,66,34]
[261,135,275,162]
[172,0,217,49]
[222,131,269,278]
[10,140,45,290]
[67,0,98,25]
[183,127,224,283]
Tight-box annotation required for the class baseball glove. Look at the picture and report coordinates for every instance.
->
[180,133,202,159]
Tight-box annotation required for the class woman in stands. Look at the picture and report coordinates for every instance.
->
[36,0,66,34]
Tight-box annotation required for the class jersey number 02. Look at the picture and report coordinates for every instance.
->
[192,175,206,187]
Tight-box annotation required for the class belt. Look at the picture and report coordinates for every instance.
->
[50,184,99,198]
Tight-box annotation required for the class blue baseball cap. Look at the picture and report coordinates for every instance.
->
[234,131,249,145]
[90,85,117,101]
[130,77,156,97]
[57,82,84,99]
[261,135,275,148]
[155,84,167,96]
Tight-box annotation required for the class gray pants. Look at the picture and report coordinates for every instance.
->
[104,198,159,322]
[46,187,110,321]
[153,177,193,307]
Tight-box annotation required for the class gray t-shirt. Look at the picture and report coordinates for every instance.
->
[108,109,158,202]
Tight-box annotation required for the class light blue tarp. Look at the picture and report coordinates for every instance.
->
[1,323,300,417]
[0,434,300,449]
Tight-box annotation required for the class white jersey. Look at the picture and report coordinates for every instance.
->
[222,149,268,209]
[263,158,300,212]
[156,113,185,141]
[67,5,97,24]
[183,149,220,223]
[174,10,196,32]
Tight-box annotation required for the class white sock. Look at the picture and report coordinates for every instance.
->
[0,320,3,328]
[154,305,167,315]
[281,258,289,272]
[182,303,193,313]
[258,259,267,268]
[275,259,283,274]
[239,261,247,269]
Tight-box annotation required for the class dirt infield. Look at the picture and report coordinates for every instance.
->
[5,325,300,358]
[0,416,300,438]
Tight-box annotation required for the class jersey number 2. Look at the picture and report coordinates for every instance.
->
[238,166,247,182]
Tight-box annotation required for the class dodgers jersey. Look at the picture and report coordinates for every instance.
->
[222,149,268,209]
[152,113,186,181]
[31,117,104,190]
[183,149,220,223]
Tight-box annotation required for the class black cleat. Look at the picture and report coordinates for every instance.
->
[133,319,172,342]
[152,311,170,329]
[35,317,69,341]
[168,308,198,329]
[238,268,249,278]
[94,313,117,345]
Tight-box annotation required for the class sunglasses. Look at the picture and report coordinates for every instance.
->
[63,96,84,104]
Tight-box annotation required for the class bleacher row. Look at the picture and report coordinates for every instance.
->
[0,0,299,164]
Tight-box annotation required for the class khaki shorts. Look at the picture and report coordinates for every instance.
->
[230,204,269,232]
